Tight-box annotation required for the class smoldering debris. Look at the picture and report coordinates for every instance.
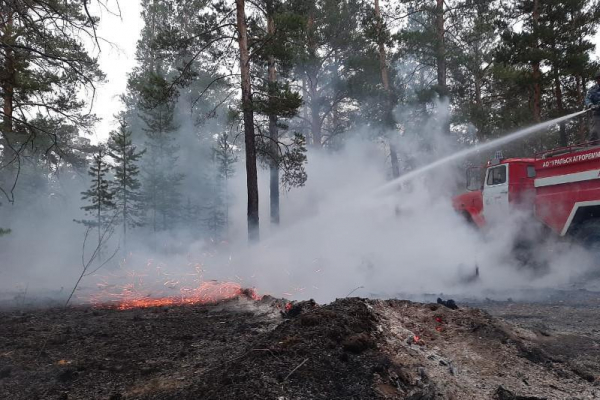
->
[1,296,599,399]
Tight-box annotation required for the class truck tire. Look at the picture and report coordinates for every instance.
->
[462,211,476,227]
[512,222,550,273]
[574,219,600,250]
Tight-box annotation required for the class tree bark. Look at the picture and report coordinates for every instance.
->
[302,78,310,143]
[576,75,586,142]
[532,0,541,124]
[266,0,279,225]
[306,13,322,148]
[374,0,400,178]
[473,40,486,140]
[375,0,390,93]
[96,159,102,250]
[435,0,447,98]
[236,0,259,242]
[1,10,15,135]
[310,88,322,147]
[554,72,567,146]
[551,24,566,147]
[122,156,128,250]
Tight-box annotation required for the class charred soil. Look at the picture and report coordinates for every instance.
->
[0,296,599,400]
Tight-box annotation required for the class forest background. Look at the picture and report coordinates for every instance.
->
[1,0,599,298]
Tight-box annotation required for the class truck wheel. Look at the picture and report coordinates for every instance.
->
[574,219,600,250]
[462,211,476,227]
[512,224,550,273]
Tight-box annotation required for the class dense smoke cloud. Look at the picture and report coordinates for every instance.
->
[0,108,598,306]
[225,137,596,303]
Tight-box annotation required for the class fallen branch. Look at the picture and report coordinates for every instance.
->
[284,358,308,381]
[252,348,281,361]
[65,213,119,307]
[346,286,364,297]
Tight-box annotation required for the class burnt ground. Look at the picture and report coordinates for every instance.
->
[469,289,600,390]
[0,295,599,400]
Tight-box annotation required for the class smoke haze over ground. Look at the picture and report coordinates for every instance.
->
[231,138,598,302]
[1,115,598,306]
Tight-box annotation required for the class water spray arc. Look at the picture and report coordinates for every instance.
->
[377,110,588,195]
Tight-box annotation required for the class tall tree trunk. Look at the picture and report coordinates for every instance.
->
[554,72,567,146]
[96,166,102,250]
[474,73,484,139]
[435,0,451,135]
[152,191,157,233]
[302,78,310,144]
[576,75,586,142]
[236,0,259,242]
[550,26,567,148]
[310,85,321,147]
[375,0,390,93]
[306,13,322,148]
[473,41,486,140]
[435,0,446,97]
[532,0,541,124]
[374,0,400,179]
[122,164,127,250]
[1,10,15,135]
[266,0,280,225]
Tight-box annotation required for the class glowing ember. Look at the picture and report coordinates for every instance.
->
[89,280,261,310]
[77,256,265,310]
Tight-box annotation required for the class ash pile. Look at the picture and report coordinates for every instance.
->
[1,297,598,399]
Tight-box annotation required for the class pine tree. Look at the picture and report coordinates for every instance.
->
[0,200,9,236]
[496,0,600,150]
[0,1,104,198]
[251,0,306,224]
[76,147,116,248]
[396,1,456,101]
[449,1,504,141]
[214,132,237,234]
[537,0,600,145]
[182,197,201,236]
[107,120,146,247]
[139,97,184,232]
[127,0,185,233]
[354,0,402,177]
[289,0,367,148]
[202,133,237,240]
[235,0,260,241]
[496,0,546,128]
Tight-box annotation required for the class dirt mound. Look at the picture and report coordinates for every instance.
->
[0,297,598,399]
[175,298,599,400]
[178,298,382,399]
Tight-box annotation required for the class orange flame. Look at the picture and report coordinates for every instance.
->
[89,280,261,310]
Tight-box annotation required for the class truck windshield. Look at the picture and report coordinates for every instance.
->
[466,167,484,191]
[486,165,507,185]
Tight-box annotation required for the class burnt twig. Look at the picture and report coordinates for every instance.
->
[284,358,308,381]
[346,286,364,297]
[65,213,119,307]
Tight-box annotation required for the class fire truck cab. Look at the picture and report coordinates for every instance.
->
[453,144,600,241]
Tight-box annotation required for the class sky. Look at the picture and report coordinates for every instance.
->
[89,0,143,143]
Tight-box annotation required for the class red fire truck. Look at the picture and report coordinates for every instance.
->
[453,143,600,243]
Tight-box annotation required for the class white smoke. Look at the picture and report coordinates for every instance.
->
[0,105,597,307]
[216,101,598,302]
